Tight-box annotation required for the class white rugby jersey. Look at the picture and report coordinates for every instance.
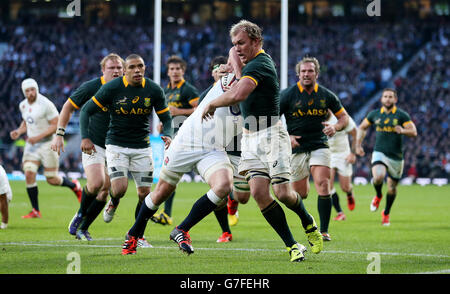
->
[19,94,59,140]
[327,113,356,154]
[171,74,242,152]
[0,165,12,201]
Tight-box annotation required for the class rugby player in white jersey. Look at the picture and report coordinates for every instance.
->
[326,111,357,221]
[10,78,82,218]
[121,48,243,255]
[0,165,12,229]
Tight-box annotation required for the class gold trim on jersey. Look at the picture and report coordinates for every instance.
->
[92,96,107,111]
[380,105,397,114]
[100,76,106,85]
[364,117,372,125]
[156,107,169,115]
[67,98,80,110]
[402,121,412,127]
[241,75,258,86]
[167,79,185,89]
[297,82,319,93]
[334,107,345,116]
[254,49,265,57]
[189,97,199,105]
[123,76,145,88]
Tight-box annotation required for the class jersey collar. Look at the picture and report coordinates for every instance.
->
[297,82,319,94]
[100,76,106,85]
[123,76,146,88]
[167,79,185,89]
[380,105,397,114]
[254,49,265,58]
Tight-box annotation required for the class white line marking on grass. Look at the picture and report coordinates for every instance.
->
[414,269,450,274]
[1,241,450,259]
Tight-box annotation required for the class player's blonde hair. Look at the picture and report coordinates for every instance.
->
[230,20,264,46]
[295,56,321,76]
[100,53,125,70]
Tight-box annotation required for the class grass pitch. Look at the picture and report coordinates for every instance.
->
[0,180,449,275]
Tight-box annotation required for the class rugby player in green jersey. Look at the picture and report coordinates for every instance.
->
[152,55,199,226]
[356,88,417,226]
[51,53,124,241]
[80,54,173,244]
[280,57,350,242]
[201,20,323,262]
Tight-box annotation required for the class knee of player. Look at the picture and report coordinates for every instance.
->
[235,192,251,204]
[213,180,233,198]
[86,181,104,195]
[316,178,330,193]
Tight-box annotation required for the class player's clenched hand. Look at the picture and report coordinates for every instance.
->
[201,102,216,122]
[80,138,96,155]
[345,152,356,164]
[9,130,20,140]
[322,122,337,137]
[394,125,403,134]
[161,136,172,149]
[51,136,65,155]
[290,135,301,149]
[355,145,365,157]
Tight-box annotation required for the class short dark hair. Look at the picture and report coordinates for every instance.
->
[166,55,187,71]
[126,54,144,62]
[209,56,227,72]
[382,88,398,98]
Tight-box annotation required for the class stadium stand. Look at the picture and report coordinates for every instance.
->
[0,17,448,179]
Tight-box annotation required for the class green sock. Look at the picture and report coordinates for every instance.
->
[214,205,230,234]
[384,193,396,215]
[163,191,175,217]
[286,193,313,230]
[78,187,96,217]
[79,199,106,230]
[262,200,296,248]
[317,195,332,233]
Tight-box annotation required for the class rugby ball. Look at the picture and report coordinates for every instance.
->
[221,73,236,90]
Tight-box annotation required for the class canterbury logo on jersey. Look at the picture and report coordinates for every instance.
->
[292,108,328,117]
[115,107,152,115]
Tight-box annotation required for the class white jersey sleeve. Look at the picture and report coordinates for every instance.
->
[328,113,355,154]
[20,94,59,139]
[172,74,242,152]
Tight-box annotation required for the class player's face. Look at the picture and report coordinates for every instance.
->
[102,59,124,82]
[167,63,185,83]
[298,62,318,88]
[232,30,260,64]
[24,87,37,101]
[381,90,397,110]
[125,58,145,85]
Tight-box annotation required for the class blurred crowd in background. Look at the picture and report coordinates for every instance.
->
[0,17,448,180]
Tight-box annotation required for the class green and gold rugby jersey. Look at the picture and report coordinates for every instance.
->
[240,49,280,130]
[280,83,345,153]
[68,76,109,148]
[82,76,171,149]
[364,105,412,160]
[165,79,199,133]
